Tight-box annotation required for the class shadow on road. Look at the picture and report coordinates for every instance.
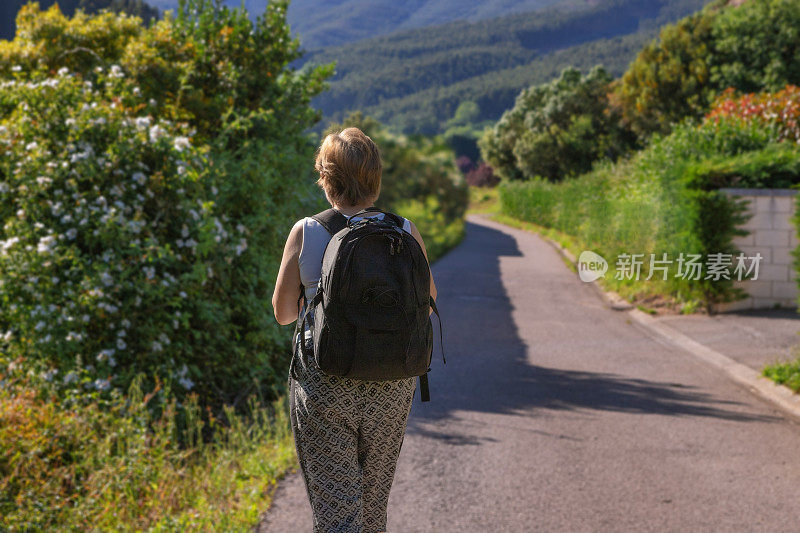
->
[411,219,779,440]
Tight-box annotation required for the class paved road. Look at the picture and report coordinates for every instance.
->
[259,214,800,532]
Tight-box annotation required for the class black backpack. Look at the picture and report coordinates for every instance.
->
[290,206,444,402]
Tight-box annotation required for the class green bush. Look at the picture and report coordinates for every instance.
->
[480,66,634,182]
[498,113,799,310]
[392,196,465,264]
[0,0,333,419]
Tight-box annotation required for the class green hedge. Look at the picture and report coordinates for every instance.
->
[499,116,800,310]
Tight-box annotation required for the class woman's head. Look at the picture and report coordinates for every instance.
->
[315,127,382,208]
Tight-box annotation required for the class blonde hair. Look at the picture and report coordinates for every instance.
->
[314,127,382,207]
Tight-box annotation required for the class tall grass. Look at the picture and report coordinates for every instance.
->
[0,372,296,531]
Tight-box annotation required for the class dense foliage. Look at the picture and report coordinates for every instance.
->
[498,96,800,310]
[0,0,158,40]
[479,66,634,182]
[301,0,709,135]
[614,0,800,139]
[0,0,333,420]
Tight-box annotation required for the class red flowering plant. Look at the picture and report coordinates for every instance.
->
[705,85,800,145]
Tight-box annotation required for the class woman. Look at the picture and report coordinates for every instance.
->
[272,127,437,533]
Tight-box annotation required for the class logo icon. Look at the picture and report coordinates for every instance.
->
[578,250,608,282]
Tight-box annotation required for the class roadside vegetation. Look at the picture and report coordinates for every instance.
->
[481,0,800,314]
[763,350,800,393]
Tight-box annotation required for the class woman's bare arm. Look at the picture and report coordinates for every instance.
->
[272,219,304,325]
[408,221,437,314]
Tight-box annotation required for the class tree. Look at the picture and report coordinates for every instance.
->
[612,10,715,138]
[480,66,633,182]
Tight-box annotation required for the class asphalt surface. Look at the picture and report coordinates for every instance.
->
[258,214,800,532]
[658,309,800,373]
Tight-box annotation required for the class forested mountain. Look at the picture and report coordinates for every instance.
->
[303,0,713,134]
[1,0,158,40]
[147,0,589,49]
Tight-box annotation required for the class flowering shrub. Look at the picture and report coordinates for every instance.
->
[0,0,333,417]
[705,85,800,145]
[0,69,247,402]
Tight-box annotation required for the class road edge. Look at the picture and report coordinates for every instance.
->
[478,212,800,422]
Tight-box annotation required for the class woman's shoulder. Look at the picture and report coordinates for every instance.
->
[396,214,412,234]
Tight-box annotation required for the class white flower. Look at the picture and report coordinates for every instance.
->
[36,176,52,186]
[173,136,190,152]
[96,348,115,363]
[37,235,56,254]
[149,125,166,143]
[100,271,114,287]
[65,118,76,127]
[132,172,147,185]
[2,330,12,341]
[43,368,58,381]
[25,141,38,151]
[1,236,20,253]
[34,320,46,331]
[93,378,110,391]
[235,238,248,256]
[116,338,126,350]
[179,291,187,298]
[177,364,194,390]
[134,116,150,130]
[178,376,194,390]
[63,371,78,384]
[151,340,163,352]
[110,65,124,78]
[57,67,69,77]
[66,228,78,240]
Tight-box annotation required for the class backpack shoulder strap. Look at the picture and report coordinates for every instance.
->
[311,208,348,236]
[382,211,405,229]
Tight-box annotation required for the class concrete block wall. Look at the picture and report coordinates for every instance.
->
[715,189,798,312]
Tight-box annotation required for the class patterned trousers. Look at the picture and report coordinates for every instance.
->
[288,341,416,533]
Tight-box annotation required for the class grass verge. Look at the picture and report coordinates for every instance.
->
[0,373,296,531]
[467,185,700,314]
